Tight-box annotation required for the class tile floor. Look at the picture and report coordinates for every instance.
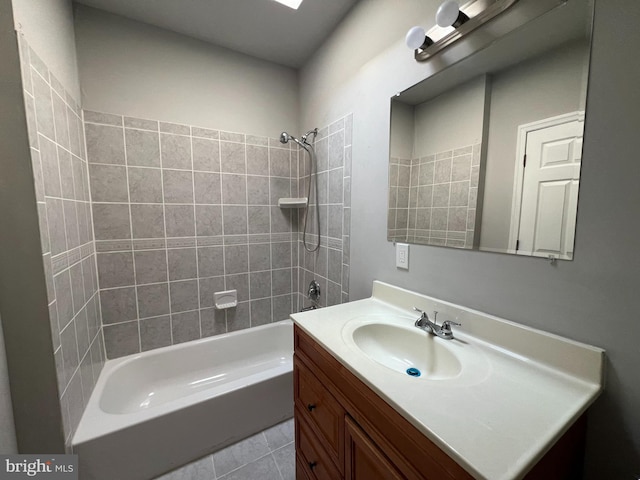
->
[155,418,295,480]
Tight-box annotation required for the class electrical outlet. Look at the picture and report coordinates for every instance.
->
[396,243,409,270]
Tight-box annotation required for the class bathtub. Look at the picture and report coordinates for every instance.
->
[72,320,294,480]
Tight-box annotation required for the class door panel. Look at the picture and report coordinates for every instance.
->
[517,119,583,259]
[345,416,404,480]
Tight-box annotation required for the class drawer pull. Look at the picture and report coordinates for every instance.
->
[309,461,317,470]
[307,403,316,411]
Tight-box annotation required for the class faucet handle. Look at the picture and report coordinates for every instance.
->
[413,307,428,318]
[413,307,430,328]
[441,320,461,332]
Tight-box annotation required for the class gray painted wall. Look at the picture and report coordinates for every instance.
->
[0,314,17,453]
[389,102,413,160]
[413,76,485,158]
[74,5,298,139]
[300,0,640,477]
[11,0,80,100]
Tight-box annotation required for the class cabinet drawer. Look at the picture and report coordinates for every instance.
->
[296,454,313,480]
[296,411,342,480]
[294,356,344,466]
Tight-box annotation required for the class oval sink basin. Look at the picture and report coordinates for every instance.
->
[351,323,462,379]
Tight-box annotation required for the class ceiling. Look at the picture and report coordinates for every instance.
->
[73,0,359,68]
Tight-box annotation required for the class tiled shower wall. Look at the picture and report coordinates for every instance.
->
[18,37,105,446]
[296,115,352,309]
[388,157,411,241]
[84,112,299,358]
[389,144,481,249]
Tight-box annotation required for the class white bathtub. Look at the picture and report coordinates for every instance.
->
[73,320,294,480]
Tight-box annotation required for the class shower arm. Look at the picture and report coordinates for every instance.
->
[301,128,318,145]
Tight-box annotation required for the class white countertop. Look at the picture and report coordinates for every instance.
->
[291,281,604,480]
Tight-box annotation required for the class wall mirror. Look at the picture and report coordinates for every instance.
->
[388,0,593,260]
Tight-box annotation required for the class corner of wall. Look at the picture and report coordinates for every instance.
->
[0,6,65,452]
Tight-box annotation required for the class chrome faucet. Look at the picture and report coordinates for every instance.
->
[413,307,461,340]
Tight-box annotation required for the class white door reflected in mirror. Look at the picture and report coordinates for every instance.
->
[511,113,584,260]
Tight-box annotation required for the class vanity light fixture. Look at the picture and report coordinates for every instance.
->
[272,0,304,9]
[406,0,519,62]
[405,26,434,51]
[436,1,470,28]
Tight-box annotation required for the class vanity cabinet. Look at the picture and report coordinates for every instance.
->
[293,325,587,480]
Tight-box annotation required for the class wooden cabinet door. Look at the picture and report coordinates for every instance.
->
[345,416,404,480]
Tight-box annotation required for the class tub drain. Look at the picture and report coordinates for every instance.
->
[406,367,421,377]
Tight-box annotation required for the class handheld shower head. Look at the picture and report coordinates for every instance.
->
[279,132,291,144]
[278,126,320,253]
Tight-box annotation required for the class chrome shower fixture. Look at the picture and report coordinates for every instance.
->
[301,128,318,144]
[280,129,317,149]
[279,128,321,252]
[279,131,292,144]
[279,131,308,152]
[307,280,321,303]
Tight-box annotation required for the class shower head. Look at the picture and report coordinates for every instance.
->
[279,132,292,144]
[281,128,320,253]
[280,131,310,151]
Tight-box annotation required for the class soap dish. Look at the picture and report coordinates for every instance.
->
[214,290,237,309]
[278,197,308,208]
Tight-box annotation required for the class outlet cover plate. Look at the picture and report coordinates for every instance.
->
[396,243,409,270]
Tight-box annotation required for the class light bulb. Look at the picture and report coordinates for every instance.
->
[405,26,427,50]
[436,0,461,27]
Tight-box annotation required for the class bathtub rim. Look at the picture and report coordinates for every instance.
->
[72,319,293,447]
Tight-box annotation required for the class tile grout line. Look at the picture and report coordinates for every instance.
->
[216,450,277,480]
[217,134,228,333]
[243,139,252,328]
[271,451,286,480]
[81,109,108,369]
[210,454,217,480]
[120,116,142,354]
[86,159,292,179]
[267,139,274,324]
[157,121,174,346]
[189,126,203,340]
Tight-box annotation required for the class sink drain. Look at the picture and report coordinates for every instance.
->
[406,367,421,377]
